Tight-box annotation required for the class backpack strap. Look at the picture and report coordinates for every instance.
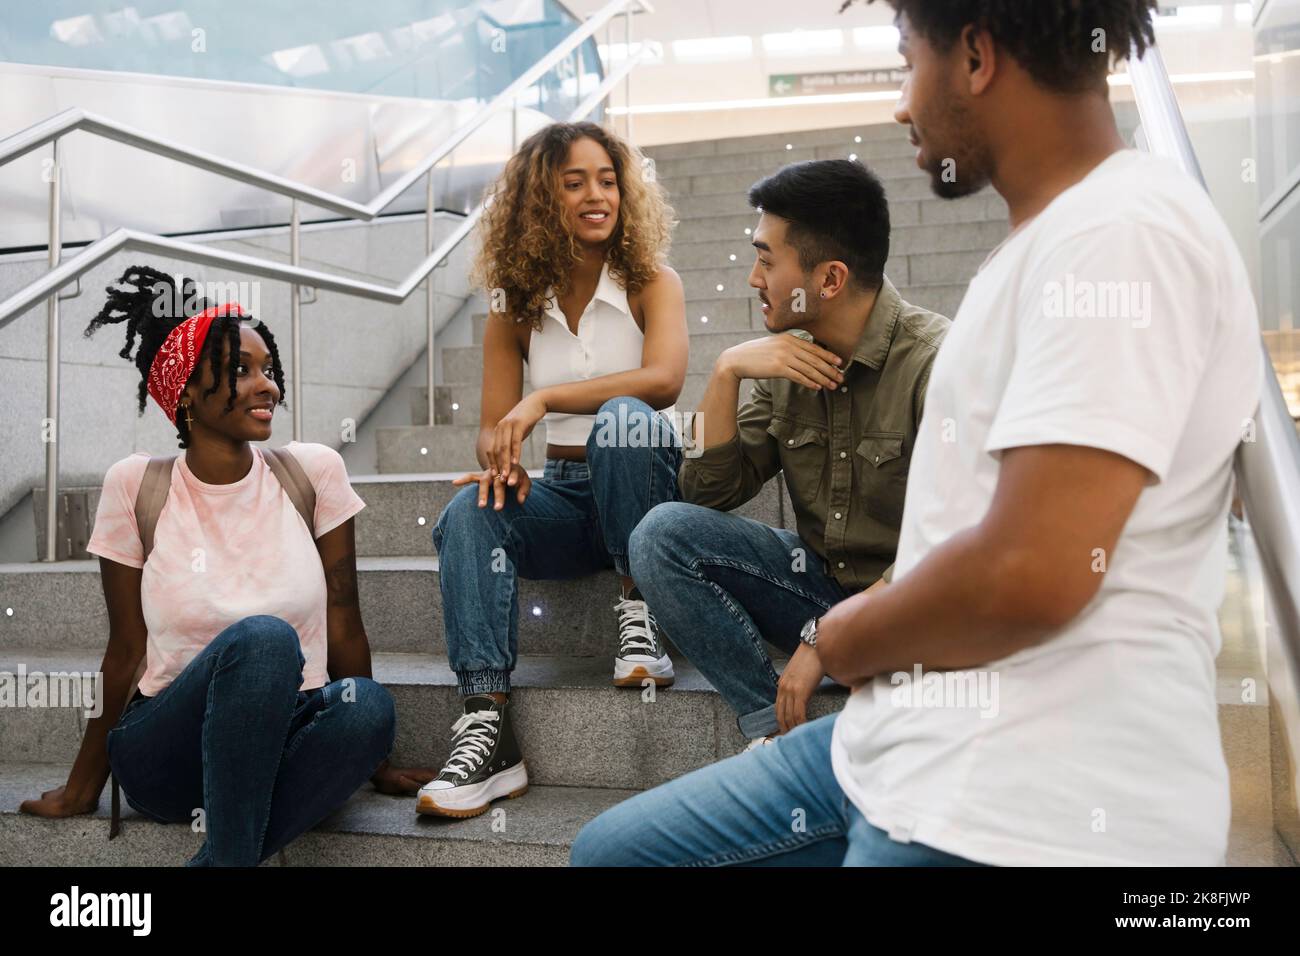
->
[134,455,176,563]
[111,455,175,839]
[263,446,316,538]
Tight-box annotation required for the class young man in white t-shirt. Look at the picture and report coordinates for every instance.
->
[571,0,1262,866]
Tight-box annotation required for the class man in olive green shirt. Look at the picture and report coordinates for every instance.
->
[628,159,950,744]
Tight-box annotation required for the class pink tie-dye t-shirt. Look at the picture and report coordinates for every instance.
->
[86,442,366,696]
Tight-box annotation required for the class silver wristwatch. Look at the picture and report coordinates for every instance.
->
[799,615,820,648]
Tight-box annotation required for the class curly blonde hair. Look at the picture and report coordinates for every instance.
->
[471,122,675,332]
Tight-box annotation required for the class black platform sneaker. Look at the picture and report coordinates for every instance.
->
[416,695,528,818]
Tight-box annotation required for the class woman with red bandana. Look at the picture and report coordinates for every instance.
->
[19,265,435,866]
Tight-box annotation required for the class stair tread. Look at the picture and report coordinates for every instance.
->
[0,760,635,857]
[0,648,812,695]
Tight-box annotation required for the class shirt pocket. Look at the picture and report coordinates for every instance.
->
[768,417,829,503]
[856,432,908,526]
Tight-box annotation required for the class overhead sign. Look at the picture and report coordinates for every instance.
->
[769,68,907,97]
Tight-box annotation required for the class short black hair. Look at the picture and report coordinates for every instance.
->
[747,159,890,291]
[84,265,286,449]
[846,0,1158,94]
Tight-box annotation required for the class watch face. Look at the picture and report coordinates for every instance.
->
[801,617,817,642]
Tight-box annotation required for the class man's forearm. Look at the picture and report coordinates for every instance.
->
[693,359,742,450]
[816,527,1059,686]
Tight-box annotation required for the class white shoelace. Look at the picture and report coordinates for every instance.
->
[442,710,501,780]
[615,597,660,657]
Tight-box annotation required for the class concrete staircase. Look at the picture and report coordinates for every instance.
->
[2,118,1292,866]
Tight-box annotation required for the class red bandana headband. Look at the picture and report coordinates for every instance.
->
[147,303,247,425]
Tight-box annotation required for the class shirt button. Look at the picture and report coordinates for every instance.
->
[840,452,847,459]
[875,455,881,464]
[837,562,846,569]
[787,439,795,446]
[840,386,848,393]
[834,512,842,520]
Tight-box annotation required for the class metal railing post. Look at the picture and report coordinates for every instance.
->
[426,170,437,428]
[290,198,302,442]
[43,138,61,562]
[624,9,633,141]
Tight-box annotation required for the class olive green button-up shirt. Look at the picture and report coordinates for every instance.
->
[679,277,951,593]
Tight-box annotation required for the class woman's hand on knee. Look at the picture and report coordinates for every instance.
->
[452,467,531,510]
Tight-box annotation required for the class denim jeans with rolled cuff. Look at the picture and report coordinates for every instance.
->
[629,500,852,740]
[432,396,682,697]
[106,614,396,867]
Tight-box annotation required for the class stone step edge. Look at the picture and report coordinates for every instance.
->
[0,645,1267,713]
[39,470,548,498]
[0,760,638,862]
[0,649,805,699]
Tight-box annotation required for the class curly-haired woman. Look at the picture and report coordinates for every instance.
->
[417,122,688,818]
[19,267,434,865]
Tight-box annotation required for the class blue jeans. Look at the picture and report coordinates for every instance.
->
[630,501,851,738]
[432,396,682,696]
[106,614,396,867]
[571,713,984,866]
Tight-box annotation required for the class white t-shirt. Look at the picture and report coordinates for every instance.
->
[830,149,1263,866]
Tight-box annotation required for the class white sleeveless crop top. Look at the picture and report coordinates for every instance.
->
[527,262,677,447]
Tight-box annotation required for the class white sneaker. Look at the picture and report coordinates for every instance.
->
[612,594,675,688]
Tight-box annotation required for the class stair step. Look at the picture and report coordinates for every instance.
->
[672,195,1006,243]
[667,220,1008,269]
[642,123,921,160]
[649,132,917,168]
[470,296,760,346]
[0,760,632,866]
[375,424,547,474]
[441,328,761,384]
[3,483,787,652]
[412,370,766,427]
[663,168,943,201]
[0,649,1283,863]
[0,651,827,790]
[651,149,935,183]
[19,462,786,563]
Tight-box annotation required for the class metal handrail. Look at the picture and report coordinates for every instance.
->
[1129,45,1300,712]
[1,14,651,561]
[0,0,651,224]
[0,56,648,321]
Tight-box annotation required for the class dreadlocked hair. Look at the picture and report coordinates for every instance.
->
[83,264,287,449]
[842,0,1158,94]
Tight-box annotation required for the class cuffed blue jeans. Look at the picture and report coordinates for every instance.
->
[629,501,851,738]
[432,396,682,697]
[570,713,984,867]
[106,614,396,867]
